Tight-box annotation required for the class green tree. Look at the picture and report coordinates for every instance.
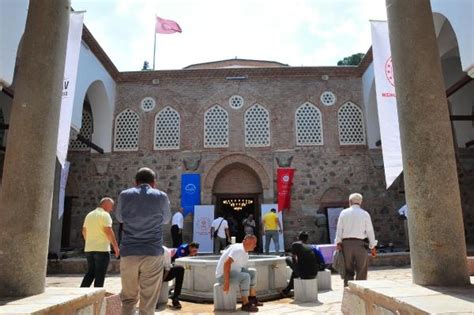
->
[337,53,365,66]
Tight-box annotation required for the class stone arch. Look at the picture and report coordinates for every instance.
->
[203,154,272,203]
[320,186,349,205]
[212,163,262,194]
[434,14,473,149]
[86,80,114,153]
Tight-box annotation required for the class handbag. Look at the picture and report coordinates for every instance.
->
[213,218,224,239]
[332,249,346,279]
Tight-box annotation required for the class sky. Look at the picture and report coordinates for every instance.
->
[72,0,388,71]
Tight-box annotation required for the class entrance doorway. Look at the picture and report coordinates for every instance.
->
[211,162,264,251]
[215,194,260,244]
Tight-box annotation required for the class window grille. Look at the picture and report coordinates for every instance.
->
[229,95,244,109]
[141,97,156,112]
[69,110,93,151]
[204,105,229,148]
[296,102,323,145]
[320,91,336,106]
[245,104,270,147]
[338,101,366,145]
[154,106,180,150]
[114,108,140,151]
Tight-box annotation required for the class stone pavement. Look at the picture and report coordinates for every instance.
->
[45,266,414,314]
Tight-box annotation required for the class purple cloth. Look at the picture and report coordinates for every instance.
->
[315,244,337,264]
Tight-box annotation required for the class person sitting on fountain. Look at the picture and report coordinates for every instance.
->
[172,242,200,262]
[215,234,263,312]
[280,231,321,297]
[160,246,185,310]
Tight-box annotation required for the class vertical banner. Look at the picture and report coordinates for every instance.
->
[58,161,70,219]
[370,21,403,188]
[277,168,295,212]
[57,12,84,166]
[327,207,344,244]
[193,205,214,253]
[181,174,201,217]
[261,204,284,253]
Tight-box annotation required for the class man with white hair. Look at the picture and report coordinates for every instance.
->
[335,193,377,286]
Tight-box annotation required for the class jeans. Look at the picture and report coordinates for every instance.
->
[216,267,257,297]
[80,251,110,287]
[264,230,279,254]
[213,237,227,254]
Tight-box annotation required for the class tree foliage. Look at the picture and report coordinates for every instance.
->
[337,53,365,66]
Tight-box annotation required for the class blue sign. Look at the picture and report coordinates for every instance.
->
[181,173,201,217]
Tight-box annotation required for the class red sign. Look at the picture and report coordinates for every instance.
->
[277,168,295,212]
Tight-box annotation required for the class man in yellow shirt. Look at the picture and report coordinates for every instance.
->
[80,197,119,287]
[262,208,282,254]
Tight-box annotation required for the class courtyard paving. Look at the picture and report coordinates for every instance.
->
[45,266,414,314]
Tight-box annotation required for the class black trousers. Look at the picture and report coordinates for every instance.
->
[283,257,316,292]
[80,251,110,287]
[164,265,184,299]
[171,225,182,248]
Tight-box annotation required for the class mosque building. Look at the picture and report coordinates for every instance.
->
[0,0,472,253]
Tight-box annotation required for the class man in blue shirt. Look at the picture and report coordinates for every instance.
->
[116,167,171,315]
[172,242,199,262]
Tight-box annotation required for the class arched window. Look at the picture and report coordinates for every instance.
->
[245,104,270,147]
[204,105,229,148]
[69,110,93,151]
[154,106,180,150]
[338,101,366,145]
[114,108,140,151]
[295,102,323,145]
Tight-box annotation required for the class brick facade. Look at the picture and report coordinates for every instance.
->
[65,64,474,250]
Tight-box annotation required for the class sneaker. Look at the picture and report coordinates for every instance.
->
[241,303,258,312]
[171,298,182,310]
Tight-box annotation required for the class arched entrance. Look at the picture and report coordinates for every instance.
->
[212,162,263,246]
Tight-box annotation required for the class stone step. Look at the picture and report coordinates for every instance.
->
[0,287,105,315]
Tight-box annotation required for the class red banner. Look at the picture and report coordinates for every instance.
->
[277,168,295,212]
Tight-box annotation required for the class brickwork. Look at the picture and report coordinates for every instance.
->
[65,66,473,250]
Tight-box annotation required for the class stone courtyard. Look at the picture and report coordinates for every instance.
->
[43,266,410,314]
[42,266,473,314]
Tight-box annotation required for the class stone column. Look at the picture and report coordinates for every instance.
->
[0,0,70,296]
[386,0,470,286]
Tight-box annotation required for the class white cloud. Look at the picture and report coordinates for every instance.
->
[72,0,388,71]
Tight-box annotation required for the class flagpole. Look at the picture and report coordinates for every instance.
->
[153,30,156,70]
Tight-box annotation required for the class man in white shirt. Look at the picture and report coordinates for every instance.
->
[171,208,184,248]
[211,215,230,254]
[215,235,262,313]
[335,193,377,286]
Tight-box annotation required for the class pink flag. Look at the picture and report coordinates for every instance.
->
[155,16,182,34]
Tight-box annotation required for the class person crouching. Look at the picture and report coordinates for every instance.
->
[215,234,263,312]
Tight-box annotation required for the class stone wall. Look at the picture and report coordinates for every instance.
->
[64,68,473,250]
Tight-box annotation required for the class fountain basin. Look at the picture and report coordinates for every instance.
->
[175,255,287,302]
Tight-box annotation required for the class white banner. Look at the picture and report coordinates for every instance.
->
[261,204,284,253]
[57,12,84,166]
[193,205,214,253]
[327,207,344,244]
[58,161,70,219]
[370,21,403,188]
